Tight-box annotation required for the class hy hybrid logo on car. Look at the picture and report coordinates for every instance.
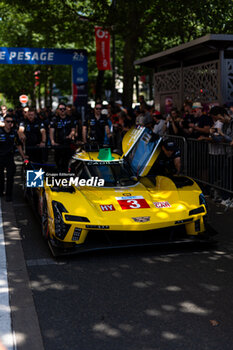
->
[26,169,44,187]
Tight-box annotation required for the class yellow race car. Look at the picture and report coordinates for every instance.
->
[27,127,213,256]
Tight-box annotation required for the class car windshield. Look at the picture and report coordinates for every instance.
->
[75,161,137,187]
[125,128,161,176]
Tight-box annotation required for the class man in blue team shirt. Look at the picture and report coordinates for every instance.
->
[50,103,75,171]
[0,115,26,201]
[18,108,46,163]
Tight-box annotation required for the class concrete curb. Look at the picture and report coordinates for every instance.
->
[1,199,44,350]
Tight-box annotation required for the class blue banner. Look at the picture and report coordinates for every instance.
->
[0,47,88,84]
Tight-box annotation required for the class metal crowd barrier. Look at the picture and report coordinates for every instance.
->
[167,136,233,195]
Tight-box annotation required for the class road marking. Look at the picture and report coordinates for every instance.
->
[0,201,15,350]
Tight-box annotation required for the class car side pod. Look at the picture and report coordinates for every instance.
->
[184,216,218,244]
[185,216,206,236]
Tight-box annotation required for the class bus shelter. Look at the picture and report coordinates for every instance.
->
[134,34,233,112]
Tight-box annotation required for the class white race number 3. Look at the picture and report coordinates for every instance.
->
[127,199,141,209]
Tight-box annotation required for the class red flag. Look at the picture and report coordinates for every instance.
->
[95,26,111,70]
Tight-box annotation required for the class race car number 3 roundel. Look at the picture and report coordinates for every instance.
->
[116,196,150,210]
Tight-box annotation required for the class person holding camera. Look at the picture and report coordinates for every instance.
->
[198,106,232,144]
[163,108,182,135]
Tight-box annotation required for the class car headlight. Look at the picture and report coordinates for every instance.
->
[64,215,90,222]
[52,201,71,240]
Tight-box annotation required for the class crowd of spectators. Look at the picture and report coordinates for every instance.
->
[1,97,233,153]
[0,97,233,203]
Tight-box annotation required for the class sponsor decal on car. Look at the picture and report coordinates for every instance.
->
[116,196,150,210]
[132,216,150,223]
[153,201,171,208]
[100,204,115,211]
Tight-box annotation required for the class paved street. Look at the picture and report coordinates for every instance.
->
[1,168,233,350]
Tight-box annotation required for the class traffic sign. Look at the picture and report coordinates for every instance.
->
[19,94,28,104]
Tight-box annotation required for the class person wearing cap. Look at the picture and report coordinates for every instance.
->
[82,102,110,148]
[50,103,75,171]
[149,139,181,176]
[192,101,202,110]
[189,101,213,139]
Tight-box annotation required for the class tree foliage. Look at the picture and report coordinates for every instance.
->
[0,0,233,107]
